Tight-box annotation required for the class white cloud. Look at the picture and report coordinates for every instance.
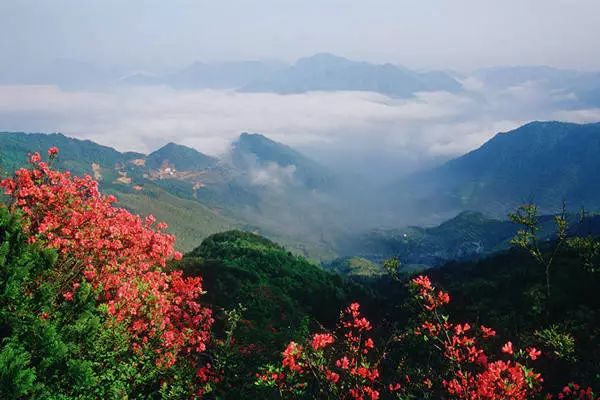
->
[552,108,600,123]
[0,82,597,179]
[248,162,297,188]
[0,85,483,156]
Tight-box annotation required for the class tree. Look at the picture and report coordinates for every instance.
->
[509,203,567,307]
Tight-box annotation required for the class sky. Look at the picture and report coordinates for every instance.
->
[1,0,600,181]
[2,0,600,71]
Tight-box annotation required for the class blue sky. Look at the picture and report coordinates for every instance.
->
[2,0,600,70]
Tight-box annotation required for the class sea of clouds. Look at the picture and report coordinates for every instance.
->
[1,79,599,181]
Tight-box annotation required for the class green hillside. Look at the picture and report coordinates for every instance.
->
[0,132,137,177]
[183,230,369,327]
[114,185,233,252]
[177,231,372,396]
[0,132,234,252]
[324,256,384,278]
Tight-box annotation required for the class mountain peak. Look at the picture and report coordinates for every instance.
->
[147,142,217,171]
[296,53,351,66]
[239,131,263,139]
[234,132,294,164]
[487,121,598,147]
[232,132,332,189]
[238,132,276,145]
[157,141,189,151]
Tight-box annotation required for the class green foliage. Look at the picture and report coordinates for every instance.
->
[535,326,576,363]
[383,257,401,281]
[324,256,385,278]
[0,342,35,398]
[179,230,372,397]
[185,230,369,329]
[509,204,542,260]
[509,203,568,305]
[566,236,600,272]
[0,207,200,399]
[425,244,600,388]
[207,304,252,398]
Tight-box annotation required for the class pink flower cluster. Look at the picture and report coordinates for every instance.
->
[411,275,543,400]
[1,150,213,381]
[257,302,380,399]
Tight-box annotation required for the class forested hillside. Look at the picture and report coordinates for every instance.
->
[0,131,340,259]
[394,121,600,219]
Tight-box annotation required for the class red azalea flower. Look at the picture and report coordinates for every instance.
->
[502,341,514,355]
[48,146,59,157]
[528,347,542,361]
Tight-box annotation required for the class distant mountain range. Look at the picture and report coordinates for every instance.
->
[5,56,600,108]
[1,54,462,98]
[121,53,463,97]
[238,53,462,96]
[474,66,600,108]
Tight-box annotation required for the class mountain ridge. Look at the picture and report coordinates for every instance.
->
[241,52,463,96]
[394,121,600,219]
